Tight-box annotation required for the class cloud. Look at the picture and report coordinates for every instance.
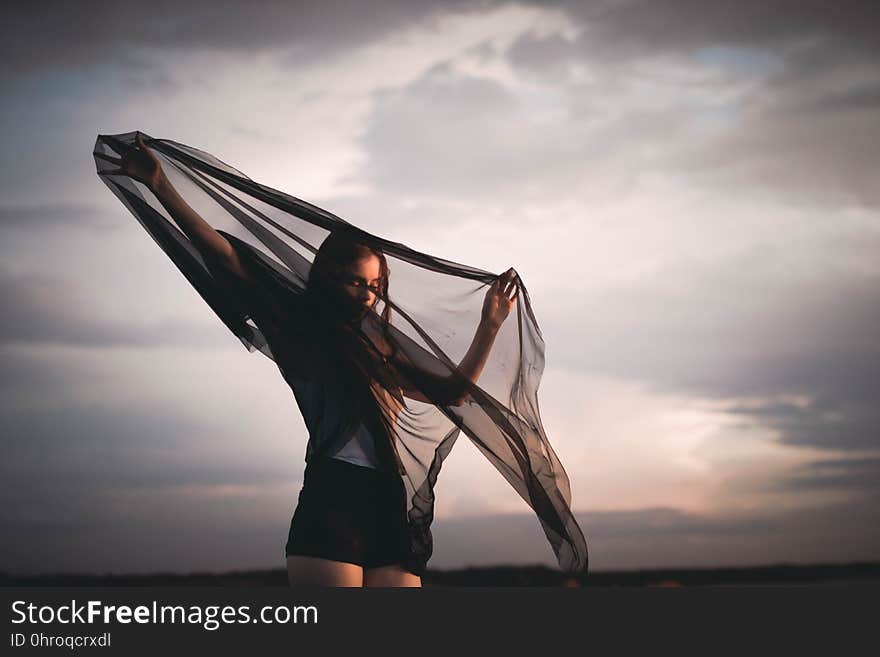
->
[672,84,880,209]
[551,0,880,59]
[430,496,880,571]
[0,389,304,574]
[356,58,704,204]
[775,457,880,495]
[543,234,880,452]
[361,65,537,199]
[7,495,878,574]
[0,265,227,348]
[350,3,880,215]
[724,396,880,453]
[2,0,483,80]
[0,203,122,231]
[503,1,880,209]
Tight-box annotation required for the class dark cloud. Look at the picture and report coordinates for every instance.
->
[775,457,880,495]
[0,346,102,414]
[673,93,880,209]
[5,493,879,574]
[11,0,875,82]
[503,0,880,88]
[0,203,122,230]
[0,395,304,574]
[1,402,296,490]
[725,395,880,453]
[807,84,880,114]
[505,30,581,77]
[551,0,880,59]
[2,0,484,80]
[0,266,226,348]
[432,496,880,571]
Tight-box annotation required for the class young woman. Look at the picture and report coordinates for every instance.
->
[100,133,521,587]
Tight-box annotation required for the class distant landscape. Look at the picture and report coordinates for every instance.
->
[3,562,879,587]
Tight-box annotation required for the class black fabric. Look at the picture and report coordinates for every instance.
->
[93,130,588,576]
[286,456,415,574]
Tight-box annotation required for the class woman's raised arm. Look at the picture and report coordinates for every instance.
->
[102,132,251,283]
[371,269,519,406]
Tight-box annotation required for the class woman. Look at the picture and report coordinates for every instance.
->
[94,131,589,586]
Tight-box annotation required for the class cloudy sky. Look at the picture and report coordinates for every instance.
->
[2,0,879,575]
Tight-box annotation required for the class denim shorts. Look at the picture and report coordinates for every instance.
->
[285,456,416,573]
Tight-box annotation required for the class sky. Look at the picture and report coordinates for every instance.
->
[2,0,879,575]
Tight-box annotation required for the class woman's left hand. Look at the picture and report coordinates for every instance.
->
[481,268,519,330]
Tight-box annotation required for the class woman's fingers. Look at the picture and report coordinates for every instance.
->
[138,134,162,171]
[491,268,519,303]
[135,132,154,157]
[134,132,153,159]
[501,268,517,299]
[104,133,153,160]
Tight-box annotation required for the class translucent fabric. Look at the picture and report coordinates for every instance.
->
[93,130,588,576]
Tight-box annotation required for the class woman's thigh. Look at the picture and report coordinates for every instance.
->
[287,555,364,587]
[363,564,421,588]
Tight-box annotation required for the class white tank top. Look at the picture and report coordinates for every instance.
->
[330,422,382,468]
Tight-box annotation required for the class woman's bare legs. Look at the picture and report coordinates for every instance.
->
[286,557,421,587]
[363,564,422,587]
[287,555,364,587]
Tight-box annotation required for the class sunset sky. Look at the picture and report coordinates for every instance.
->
[2,0,879,575]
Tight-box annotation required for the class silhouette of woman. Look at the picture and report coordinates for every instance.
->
[94,131,589,587]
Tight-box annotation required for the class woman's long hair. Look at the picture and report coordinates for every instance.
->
[302,230,403,466]
[306,230,393,324]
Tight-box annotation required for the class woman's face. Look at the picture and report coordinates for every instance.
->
[337,254,382,319]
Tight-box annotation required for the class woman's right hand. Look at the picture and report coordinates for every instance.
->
[480,267,519,331]
[101,132,167,192]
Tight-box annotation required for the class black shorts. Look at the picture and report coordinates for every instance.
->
[285,456,416,573]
